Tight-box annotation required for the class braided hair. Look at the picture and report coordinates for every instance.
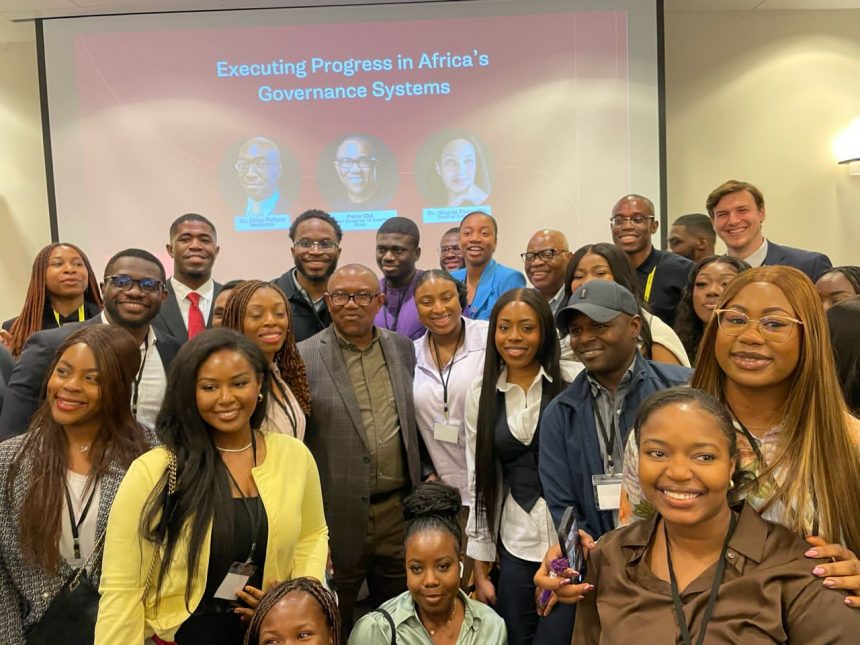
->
[7,243,102,357]
[243,577,341,645]
[404,481,463,551]
[220,280,311,414]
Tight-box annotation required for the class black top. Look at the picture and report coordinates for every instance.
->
[634,247,693,328]
[272,269,331,343]
[174,497,269,645]
[2,300,101,332]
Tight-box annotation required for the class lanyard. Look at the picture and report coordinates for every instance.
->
[593,404,618,475]
[429,323,465,422]
[131,335,150,418]
[271,375,299,438]
[666,512,737,645]
[643,266,657,303]
[223,440,262,565]
[53,304,86,326]
[64,480,98,560]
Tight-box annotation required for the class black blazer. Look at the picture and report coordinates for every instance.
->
[151,279,223,343]
[0,318,181,441]
[763,240,832,282]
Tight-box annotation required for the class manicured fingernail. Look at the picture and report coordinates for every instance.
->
[805,549,818,557]
[813,566,826,576]
[845,598,854,606]
[585,584,594,591]
[559,578,572,586]
[823,579,835,588]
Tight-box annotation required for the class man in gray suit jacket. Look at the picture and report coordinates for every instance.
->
[298,264,432,636]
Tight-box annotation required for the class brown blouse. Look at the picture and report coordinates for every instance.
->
[573,503,860,644]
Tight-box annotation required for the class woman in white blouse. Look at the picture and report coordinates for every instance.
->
[219,280,310,440]
[465,288,580,644]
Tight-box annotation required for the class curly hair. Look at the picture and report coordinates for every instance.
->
[6,243,103,357]
[243,577,341,645]
[219,280,311,414]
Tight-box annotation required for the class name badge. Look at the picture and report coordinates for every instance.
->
[213,561,257,600]
[433,421,460,444]
[592,473,623,511]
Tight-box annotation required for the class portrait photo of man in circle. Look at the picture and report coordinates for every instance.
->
[318,133,397,212]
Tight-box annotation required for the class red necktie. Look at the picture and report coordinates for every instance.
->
[186,292,205,339]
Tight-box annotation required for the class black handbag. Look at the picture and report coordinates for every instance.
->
[25,531,105,645]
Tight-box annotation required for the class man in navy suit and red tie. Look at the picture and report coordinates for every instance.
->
[706,180,832,281]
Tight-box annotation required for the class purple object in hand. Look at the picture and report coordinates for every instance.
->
[538,557,571,608]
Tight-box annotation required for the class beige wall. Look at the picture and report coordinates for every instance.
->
[0,20,49,320]
[1,8,859,319]
[664,9,860,266]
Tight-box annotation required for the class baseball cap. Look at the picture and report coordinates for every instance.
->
[555,281,639,333]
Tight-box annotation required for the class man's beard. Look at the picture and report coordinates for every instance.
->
[296,258,338,283]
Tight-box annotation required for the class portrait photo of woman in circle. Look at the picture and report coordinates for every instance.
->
[418,130,492,208]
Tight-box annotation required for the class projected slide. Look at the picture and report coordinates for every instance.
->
[43,1,660,279]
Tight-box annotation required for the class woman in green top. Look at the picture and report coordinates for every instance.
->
[348,482,506,645]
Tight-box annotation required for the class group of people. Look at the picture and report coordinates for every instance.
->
[0,176,858,644]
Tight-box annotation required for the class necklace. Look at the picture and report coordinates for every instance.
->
[216,441,253,453]
[423,596,458,637]
[79,444,90,453]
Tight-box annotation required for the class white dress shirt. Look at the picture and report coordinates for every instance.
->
[170,277,214,329]
[413,318,489,504]
[465,363,581,563]
[741,238,769,267]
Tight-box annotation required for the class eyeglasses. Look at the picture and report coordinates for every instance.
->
[714,309,803,342]
[335,156,376,171]
[294,239,339,251]
[104,274,164,293]
[609,214,654,227]
[520,249,565,264]
[328,291,378,307]
[235,159,279,174]
[439,245,461,255]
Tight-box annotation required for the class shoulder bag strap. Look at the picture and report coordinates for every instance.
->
[370,607,397,645]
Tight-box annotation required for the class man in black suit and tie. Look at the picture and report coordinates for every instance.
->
[706,180,832,281]
[0,248,181,438]
[298,264,432,636]
[152,213,222,342]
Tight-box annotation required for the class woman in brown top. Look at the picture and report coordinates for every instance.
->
[573,387,860,644]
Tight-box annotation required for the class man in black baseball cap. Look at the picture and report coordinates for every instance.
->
[538,280,691,556]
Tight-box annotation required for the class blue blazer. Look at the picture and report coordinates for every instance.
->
[451,259,526,321]
[538,354,691,539]
[763,240,832,282]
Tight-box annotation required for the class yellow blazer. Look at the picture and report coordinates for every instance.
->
[95,432,328,643]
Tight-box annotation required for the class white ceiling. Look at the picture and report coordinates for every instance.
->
[1,0,860,21]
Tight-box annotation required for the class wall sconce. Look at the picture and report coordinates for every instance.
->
[834,117,860,175]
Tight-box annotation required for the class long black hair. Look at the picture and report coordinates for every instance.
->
[141,328,271,607]
[474,288,561,533]
[563,243,654,357]
[827,298,860,416]
[673,255,749,362]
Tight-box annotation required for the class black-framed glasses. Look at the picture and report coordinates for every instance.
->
[335,156,376,171]
[714,309,803,342]
[520,249,564,264]
[610,214,654,227]
[235,159,279,174]
[104,274,164,293]
[294,239,339,251]
[328,291,378,307]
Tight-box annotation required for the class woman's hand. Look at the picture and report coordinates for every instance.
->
[473,560,497,606]
[234,584,266,621]
[533,531,597,615]
[806,537,860,607]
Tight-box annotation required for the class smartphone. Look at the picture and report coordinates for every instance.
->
[557,506,583,581]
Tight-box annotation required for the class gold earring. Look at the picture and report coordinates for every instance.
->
[257,393,263,402]
[728,479,735,489]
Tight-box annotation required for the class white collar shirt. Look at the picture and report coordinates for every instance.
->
[170,277,215,329]
[742,238,769,268]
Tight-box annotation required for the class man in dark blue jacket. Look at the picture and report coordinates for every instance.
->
[539,281,691,541]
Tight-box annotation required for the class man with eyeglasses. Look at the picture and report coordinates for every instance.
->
[521,229,571,314]
[610,194,692,327]
[273,209,343,342]
[333,135,381,209]
[438,226,465,271]
[153,213,222,343]
[298,264,432,638]
[236,136,286,219]
[373,217,426,340]
[0,249,181,439]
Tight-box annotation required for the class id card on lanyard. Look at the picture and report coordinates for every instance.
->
[593,402,623,511]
